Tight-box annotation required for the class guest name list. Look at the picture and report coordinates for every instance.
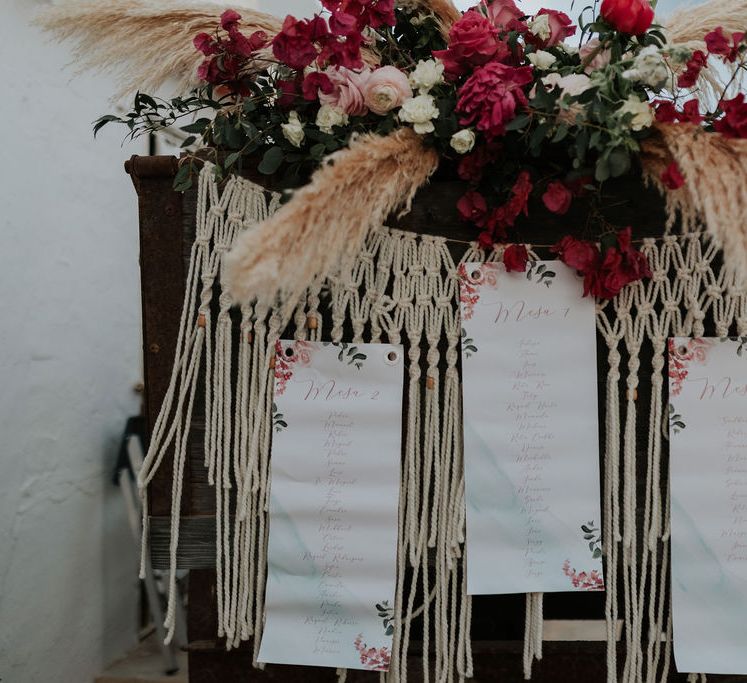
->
[259,341,403,671]
[670,338,747,674]
[460,262,604,595]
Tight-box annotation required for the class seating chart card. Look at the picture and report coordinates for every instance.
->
[459,261,604,595]
[669,337,747,674]
[258,340,404,672]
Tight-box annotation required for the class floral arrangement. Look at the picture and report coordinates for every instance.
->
[49,0,747,301]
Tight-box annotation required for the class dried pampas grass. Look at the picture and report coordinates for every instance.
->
[224,128,439,308]
[37,0,282,98]
[663,0,747,48]
[662,0,747,107]
[642,123,747,280]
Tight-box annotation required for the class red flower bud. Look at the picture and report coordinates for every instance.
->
[542,181,572,215]
[503,244,529,272]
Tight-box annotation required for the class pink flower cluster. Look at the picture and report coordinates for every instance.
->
[562,560,605,591]
[354,634,391,671]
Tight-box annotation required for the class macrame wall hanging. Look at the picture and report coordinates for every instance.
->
[138,163,746,683]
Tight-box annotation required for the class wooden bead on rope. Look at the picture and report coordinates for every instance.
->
[197,313,206,328]
[426,376,435,391]
[306,315,318,330]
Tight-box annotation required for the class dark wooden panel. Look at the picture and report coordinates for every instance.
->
[126,155,188,517]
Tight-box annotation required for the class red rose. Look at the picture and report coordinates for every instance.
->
[542,181,572,215]
[661,162,685,190]
[272,15,329,70]
[457,191,489,226]
[530,9,576,48]
[433,11,507,78]
[457,143,502,183]
[456,62,533,138]
[705,27,745,62]
[552,235,600,273]
[503,244,530,272]
[715,94,747,138]
[677,50,707,88]
[600,0,654,35]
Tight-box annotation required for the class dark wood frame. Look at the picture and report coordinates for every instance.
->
[126,154,745,682]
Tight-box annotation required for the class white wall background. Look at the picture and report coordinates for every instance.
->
[0,0,313,682]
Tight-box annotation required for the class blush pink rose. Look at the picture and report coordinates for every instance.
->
[319,67,372,116]
[456,62,533,138]
[532,9,576,47]
[579,38,612,73]
[487,0,525,31]
[361,66,412,115]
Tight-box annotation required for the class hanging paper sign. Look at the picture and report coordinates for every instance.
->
[258,340,404,672]
[669,337,747,674]
[460,261,604,595]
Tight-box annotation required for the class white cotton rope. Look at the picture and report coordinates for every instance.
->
[140,165,747,682]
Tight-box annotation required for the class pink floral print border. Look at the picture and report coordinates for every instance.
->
[668,338,715,397]
[458,262,500,320]
[274,340,314,395]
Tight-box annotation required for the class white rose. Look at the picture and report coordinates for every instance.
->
[618,96,654,131]
[398,94,440,135]
[450,129,476,154]
[529,14,551,42]
[622,45,669,89]
[315,104,349,134]
[559,41,579,55]
[281,111,305,148]
[528,50,557,70]
[409,59,445,93]
[542,73,593,98]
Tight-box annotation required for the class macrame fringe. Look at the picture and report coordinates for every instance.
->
[224,128,440,310]
[642,124,747,284]
[140,164,747,681]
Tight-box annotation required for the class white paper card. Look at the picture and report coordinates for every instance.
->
[460,261,604,595]
[669,337,747,674]
[258,340,403,672]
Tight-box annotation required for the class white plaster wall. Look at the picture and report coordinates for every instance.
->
[0,0,315,681]
[0,1,145,681]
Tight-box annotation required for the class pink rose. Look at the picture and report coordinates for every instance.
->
[319,67,372,116]
[433,10,507,78]
[579,38,612,73]
[531,9,576,47]
[456,61,533,138]
[361,66,412,115]
[487,0,525,31]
